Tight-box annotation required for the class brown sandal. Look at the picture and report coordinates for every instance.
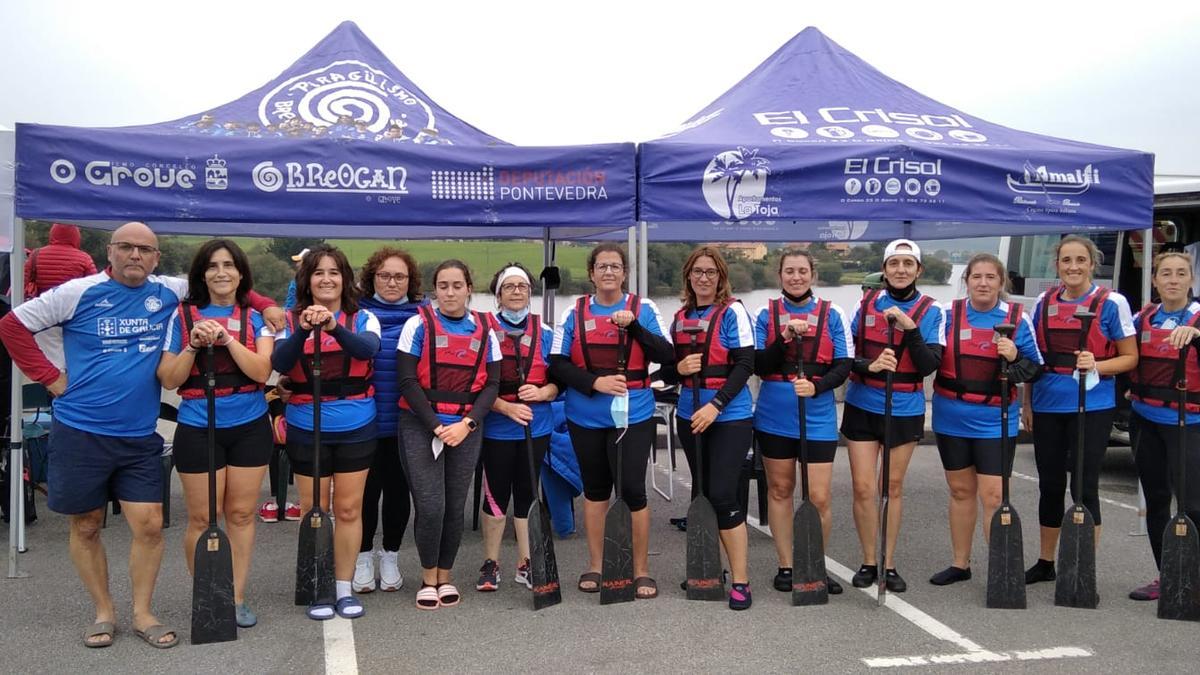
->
[83,621,115,648]
[578,571,601,593]
[634,576,658,599]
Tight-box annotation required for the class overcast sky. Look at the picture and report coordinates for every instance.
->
[2,0,1198,173]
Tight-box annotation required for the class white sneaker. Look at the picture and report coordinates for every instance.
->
[352,551,376,593]
[379,550,403,591]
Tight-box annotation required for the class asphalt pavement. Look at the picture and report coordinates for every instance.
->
[2,438,1196,674]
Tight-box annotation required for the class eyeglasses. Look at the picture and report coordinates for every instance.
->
[690,268,720,280]
[594,263,624,273]
[375,272,409,285]
[110,242,159,256]
[501,283,531,294]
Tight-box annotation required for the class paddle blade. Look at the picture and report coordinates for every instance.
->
[191,526,237,644]
[600,501,635,605]
[791,500,829,606]
[1158,514,1200,621]
[685,496,725,601]
[294,508,336,606]
[986,503,1027,609]
[1055,504,1098,609]
[528,500,562,610]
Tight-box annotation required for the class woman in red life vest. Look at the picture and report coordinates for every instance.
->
[475,262,559,592]
[1022,235,1138,584]
[1127,251,1200,600]
[842,239,945,592]
[270,244,382,620]
[928,254,1044,586]
[157,239,274,628]
[397,260,501,610]
[753,249,854,597]
[549,243,674,599]
[666,246,755,609]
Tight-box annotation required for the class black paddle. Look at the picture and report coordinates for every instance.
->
[295,324,335,607]
[986,322,1025,610]
[191,344,237,644]
[681,325,724,601]
[505,328,562,610]
[601,325,635,604]
[1055,309,1099,609]
[792,329,829,606]
[1158,343,1200,621]
[878,315,897,607]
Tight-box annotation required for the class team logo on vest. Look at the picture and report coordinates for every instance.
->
[50,159,197,190]
[258,60,437,138]
[702,147,776,220]
[144,296,163,312]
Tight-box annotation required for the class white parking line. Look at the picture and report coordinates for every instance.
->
[324,616,359,674]
[656,461,1093,669]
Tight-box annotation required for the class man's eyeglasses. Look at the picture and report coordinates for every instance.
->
[110,242,159,256]
[689,268,720,280]
[594,263,624,273]
[375,272,409,285]
[500,283,531,294]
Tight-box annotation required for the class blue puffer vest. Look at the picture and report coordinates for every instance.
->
[359,294,428,437]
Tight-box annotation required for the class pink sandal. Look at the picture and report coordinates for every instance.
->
[437,583,461,607]
[416,584,440,610]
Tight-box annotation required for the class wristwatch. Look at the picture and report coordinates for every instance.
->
[463,417,478,432]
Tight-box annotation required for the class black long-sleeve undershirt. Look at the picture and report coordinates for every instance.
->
[271,323,381,373]
[550,320,676,396]
[754,337,852,397]
[397,354,501,432]
[660,345,754,411]
[850,328,944,377]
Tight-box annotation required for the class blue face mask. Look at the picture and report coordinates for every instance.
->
[500,306,530,324]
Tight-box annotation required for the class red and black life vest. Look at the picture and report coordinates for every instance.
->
[849,289,937,393]
[569,294,650,388]
[671,300,736,389]
[1129,304,1200,413]
[285,311,374,404]
[761,297,835,382]
[488,313,549,402]
[177,303,262,400]
[399,306,491,416]
[934,299,1022,406]
[1036,286,1117,376]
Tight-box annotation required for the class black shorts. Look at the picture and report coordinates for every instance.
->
[756,430,838,463]
[173,415,273,474]
[286,433,377,477]
[840,403,924,448]
[934,433,1011,476]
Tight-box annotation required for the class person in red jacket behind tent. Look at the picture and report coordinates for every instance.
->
[24,223,97,297]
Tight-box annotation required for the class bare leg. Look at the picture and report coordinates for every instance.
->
[179,470,226,577]
[514,517,530,562]
[762,456,796,568]
[331,470,369,581]
[480,511,507,563]
[806,462,835,546]
[1039,526,1059,561]
[68,509,114,646]
[632,507,652,595]
[882,442,917,568]
[945,467,978,568]
[121,501,172,645]
[582,498,607,575]
[847,440,881,565]
[977,474,1003,543]
[719,524,749,584]
[223,465,267,604]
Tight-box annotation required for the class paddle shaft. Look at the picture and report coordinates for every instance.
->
[995,324,1015,502]
[1072,313,1094,503]
[1177,345,1190,515]
[312,324,322,508]
[687,329,704,498]
[797,335,809,501]
[879,316,896,602]
[507,330,542,501]
[615,325,627,498]
[205,345,218,526]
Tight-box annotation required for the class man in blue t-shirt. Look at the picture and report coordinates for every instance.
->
[0,222,280,649]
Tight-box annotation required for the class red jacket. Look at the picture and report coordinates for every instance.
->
[24,224,97,297]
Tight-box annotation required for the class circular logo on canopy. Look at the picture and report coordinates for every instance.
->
[258,60,437,137]
[702,148,771,221]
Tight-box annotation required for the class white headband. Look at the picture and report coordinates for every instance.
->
[496,267,532,295]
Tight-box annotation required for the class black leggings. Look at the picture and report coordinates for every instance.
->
[568,419,655,511]
[1131,412,1200,570]
[677,418,752,529]
[360,436,411,552]
[480,435,550,519]
[1032,409,1114,527]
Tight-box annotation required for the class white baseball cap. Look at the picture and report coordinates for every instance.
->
[883,239,922,264]
[290,248,311,262]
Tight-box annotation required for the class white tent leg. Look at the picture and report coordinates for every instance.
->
[8,216,28,579]
[541,227,556,322]
[626,226,638,294]
[638,222,648,300]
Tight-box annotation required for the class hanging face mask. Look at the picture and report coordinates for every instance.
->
[1072,367,1101,391]
[610,390,629,429]
[500,306,530,324]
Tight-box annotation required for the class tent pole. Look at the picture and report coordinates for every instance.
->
[639,222,648,301]
[8,216,28,579]
[627,227,638,295]
[541,227,556,323]
[1141,226,1152,306]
